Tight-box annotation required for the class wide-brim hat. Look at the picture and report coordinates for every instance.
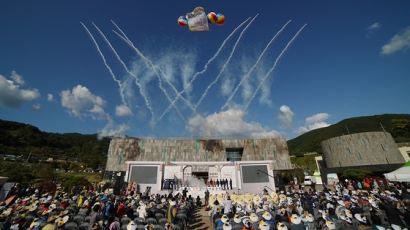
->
[326,221,336,230]
[340,215,352,224]
[277,222,288,230]
[42,209,52,216]
[127,221,137,230]
[354,213,367,224]
[222,223,232,230]
[28,205,38,212]
[59,210,69,217]
[0,208,12,217]
[168,200,176,206]
[262,211,272,221]
[279,194,287,202]
[259,220,269,230]
[290,214,301,225]
[302,213,314,223]
[29,218,41,229]
[249,213,259,223]
[56,215,69,227]
[271,192,278,200]
[221,215,229,224]
[253,195,261,204]
[242,217,251,228]
[337,200,345,207]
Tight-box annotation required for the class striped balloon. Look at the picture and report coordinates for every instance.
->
[177,16,188,27]
[207,12,218,24]
[216,13,225,25]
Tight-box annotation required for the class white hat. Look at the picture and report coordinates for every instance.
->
[262,211,272,221]
[221,215,229,224]
[290,214,302,225]
[127,221,137,230]
[259,220,270,230]
[233,214,242,224]
[326,221,336,230]
[391,224,402,230]
[302,213,314,223]
[354,213,367,224]
[249,213,259,223]
[222,223,232,230]
[168,200,176,206]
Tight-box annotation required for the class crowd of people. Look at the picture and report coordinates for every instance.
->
[0,183,198,230]
[206,180,410,230]
[1,178,410,230]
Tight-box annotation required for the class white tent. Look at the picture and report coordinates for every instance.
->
[384,162,410,182]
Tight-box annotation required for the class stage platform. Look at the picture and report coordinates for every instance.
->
[158,186,250,198]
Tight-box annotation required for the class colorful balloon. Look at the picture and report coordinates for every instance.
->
[207,12,218,24]
[178,16,188,27]
[216,13,225,25]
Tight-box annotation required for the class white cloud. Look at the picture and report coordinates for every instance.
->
[10,71,25,85]
[47,93,54,102]
[32,104,41,111]
[60,85,108,120]
[367,22,381,33]
[278,105,294,129]
[0,72,40,108]
[187,108,280,138]
[381,26,410,55]
[221,76,234,97]
[297,112,330,134]
[115,104,133,117]
[98,120,130,139]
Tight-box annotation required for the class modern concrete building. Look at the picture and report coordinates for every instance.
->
[320,132,405,174]
[105,137,292,193]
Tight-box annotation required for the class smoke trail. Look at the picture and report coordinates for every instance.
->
[221,20,292,110]
[157,17,251,121]
[111,21,195,112]
[111,30,186,121]
[92,23,155,120]
[80,22,126,106]
[244,24,307,111]
[194,14,259,110]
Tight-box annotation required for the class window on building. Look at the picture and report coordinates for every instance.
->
[226,148,243,162]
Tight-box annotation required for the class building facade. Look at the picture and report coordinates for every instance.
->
[320,132,405,173]
[105,137,292,193]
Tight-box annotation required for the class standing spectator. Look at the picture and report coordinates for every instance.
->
[229,178,233,190]
[204,189,210,206]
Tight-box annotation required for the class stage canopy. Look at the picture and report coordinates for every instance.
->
[384,161,410,182]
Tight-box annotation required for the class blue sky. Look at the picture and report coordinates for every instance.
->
[0,0,409,139]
